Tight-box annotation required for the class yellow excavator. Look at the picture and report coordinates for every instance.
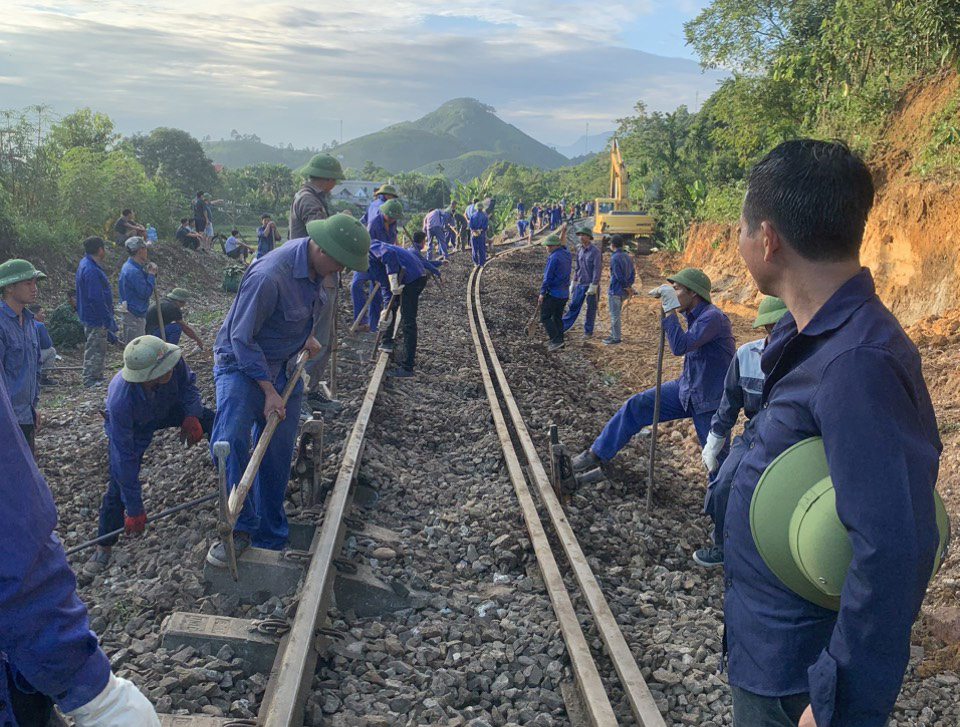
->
[593,138,656,253]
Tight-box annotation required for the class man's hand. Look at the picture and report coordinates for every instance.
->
[146,262,158,275]
[180,416,203,447]
[68,673,160,727]
[124,512,147,535]
[798,706,817,727]
[304,336,322,358]
[587,283,598,296]
[648,283,680,313]
[701,432,725,473]
[34,409,41,429]
[263,389,285,420]
[537,294,544,305]
[379,308,394,328]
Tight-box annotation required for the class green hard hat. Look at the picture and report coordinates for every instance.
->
[380,198,403,221]
[576,228,593,239]
[306,213,371,272]
[750,437,951,611]
[666,267,712,303]
[300,154,345,180]
[121,335,182,384]
[166,288,191,303]
[0,259,47,288]
[753,296,787,328]
[540,233,563,247]
[377,184,399,198]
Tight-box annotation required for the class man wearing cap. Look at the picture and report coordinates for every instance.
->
[572,267,734,472]
[84,335,214,575]
[692,295,787,568]
[722,140,942,727]
[360,184,398,227]
[468,201,489,267]
[537,228,571,353]
[118,237,157,343]
[350,198,403,333]
[561,228,602,338]
[0,259,46,452]
[146,288,204,349]
[206,214,370,565]
[75,236,118,388]
[603,234,635,345]
[422,207,448,261]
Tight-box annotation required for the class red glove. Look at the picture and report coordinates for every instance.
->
[124,512,147,534]
[180,415,203,446]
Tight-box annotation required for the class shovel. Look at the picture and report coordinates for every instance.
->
[523,302,541,337]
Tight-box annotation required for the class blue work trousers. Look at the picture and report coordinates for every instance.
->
[210,367,303,549]
[732,686,809,727]
[98,406,214,545]
[426,226,447,260]
[562,284,598,334]
[592,379,722,461]
[471,236,487,267]
[704,434,745,548]
[350,271,382,332]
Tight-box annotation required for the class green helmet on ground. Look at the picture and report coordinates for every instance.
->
[666,267,712,303]
[539,234,563,247]
[300,154,345,181]
[380,198,404,221]
[577,228,593,239]
[750,437,951,611]
[166,288,191,303]
[376,184,399,198]
[122,335,182,384]
[306,214,371,272]
[753,296,787,328]
[0,259,47,289]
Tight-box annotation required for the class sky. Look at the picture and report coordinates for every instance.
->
[0,1,724,150]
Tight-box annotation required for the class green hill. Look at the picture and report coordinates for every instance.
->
[201,138,315,169]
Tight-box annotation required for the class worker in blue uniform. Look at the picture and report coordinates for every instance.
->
[516,200,524,217]
[359,184,398,226]
[0,375,161,727]
[724,140,942,727]
[75,236,118,388]
[422,208,448,261]
[603,235,635,345]
[516,215,530,240]
[537,230,571,353]
[84,335,214,575]
[572,267,734,471]
[117,237,156,343]
[468,202,489,267]
[206,215,370,565]
[561,228,602,338]
[351,198,402,332]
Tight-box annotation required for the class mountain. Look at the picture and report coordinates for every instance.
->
[201,138,316,169]
[549,130,615,159]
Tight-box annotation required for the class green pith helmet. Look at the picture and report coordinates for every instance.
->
[540,234,562,247]
[750,437,951,611]
[666,267,712,303]
[380,198,403,221]
[0,259,47,288]
[122,335,182,384]
[166,288,191,303]
[577,228,593,239]
[300,154,345,181]
[753,296,787,328]
[306,214,371,272]
[377,184,399,198]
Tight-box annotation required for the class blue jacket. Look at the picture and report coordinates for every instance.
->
[75,255,115,330]
[104,358,203,516]
[709,338,765,437]
[367,212,398,246]
[0,375,110,724]
[662,301,734,414]
[256,224,279,258]
[360,194,386,226]
[469,211,488,243]
[540,247,571,299]
[36,321,53,350]
[368,242,427,306]
[0,303,40,425]
[118,259,155,317]
[423,209,443,229]
[214,237,325,382]
[608,250,635,296]
[573,243,601,285]
[724,270,940,727]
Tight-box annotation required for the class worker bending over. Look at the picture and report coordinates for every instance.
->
[146,288,204,349]
[351,197,402,332]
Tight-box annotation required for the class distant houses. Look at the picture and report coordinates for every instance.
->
[331,180,379,202]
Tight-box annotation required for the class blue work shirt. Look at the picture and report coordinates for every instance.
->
[256,224,279,258]
[573,243,601,285]
[104,357,203,516]
[214,237,325,382]
[464,204,475,221]
[608,249,635,296]
[75,255,115,330]
[423,209,443,229]
[710,338,765,437]
[0,375,111,724]
[662,301,734,414]
[540,247,571,299]
[517,219,529,236]
[360,194,386,226]
[368,242,427,306]
[118,259,155,317]
[469,211,488,243]
[36,321,53,350]
[723,269,941,727]
[366,212,398,246]
[0,303,40,425]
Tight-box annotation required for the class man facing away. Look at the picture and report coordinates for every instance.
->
[603,235,635,345]
[75,236,118,388]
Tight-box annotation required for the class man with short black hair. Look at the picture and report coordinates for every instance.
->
[192,191,207,234]
[76,236,118,388]
[176,217,203,250]
[224,229,250,262]
[603,235,635,345]
[113,208,145,247]
[256,215,280,259]
[561,228,601,338]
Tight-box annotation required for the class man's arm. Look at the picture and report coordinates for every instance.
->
[228,273,280,382]
[663,308,724,356]
[709,354,743,437]
[106,400,146,516]
[179,321,204,350]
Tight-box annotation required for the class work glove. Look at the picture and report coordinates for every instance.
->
[648,283,680,313]
[587,283,598,296]
[124,512,147,535]
[388,273,404,295]
[145,262,158,275]
[68,673,160,727]
[701,432,726,474]
[379,308,394,328]
[180,415,203,446]
[569,280,575,298]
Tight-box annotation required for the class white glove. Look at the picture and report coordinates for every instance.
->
[145,262,158,275]
[379,308,394,327]
[388,273,404,295]
[701,432,725,474]
[648,283,680,312]
[587,283,598,296]
[68,673,160,727]
[569,280,575,297]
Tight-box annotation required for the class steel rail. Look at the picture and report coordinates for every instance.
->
[467,266,619,727]
[474,262,667,727]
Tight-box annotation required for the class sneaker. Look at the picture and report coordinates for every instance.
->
[307,391,342,414]
[693,545,724,568]
[380,341,394,354]
[387,367,415,378]
[571,448,601,472]
[206,531,251,568]
[83,547,112,575]
[547,341,565,352]
[602,337,621,345]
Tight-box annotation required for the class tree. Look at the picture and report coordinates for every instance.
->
[128,127,218,197]
[46,108,119,156]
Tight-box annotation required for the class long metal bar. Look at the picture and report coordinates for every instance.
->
[647,310,666,510]
[475,264,667,727]
[467,267,618,727]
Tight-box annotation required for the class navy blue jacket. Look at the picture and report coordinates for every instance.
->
[663,301,734,414]
[75,255,115,330]
[608,250,635,296]
[540,247,571,299]
[118,259,155,317]
[723,270,941,726]
[367,242,427,305]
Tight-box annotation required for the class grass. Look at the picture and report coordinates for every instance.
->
[913,90,960,177]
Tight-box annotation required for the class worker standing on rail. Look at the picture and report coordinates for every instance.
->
[145,288,204,349]
[723,140,943,727]
[0,376,161,727]
[572,268,734,472]
[561,228,601,339]
[538,228,571,353]
[469,201,489,267]
[206,215,370,566]
[603,235,635,345]
[290,154,345,416]
[84,335,214,576]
